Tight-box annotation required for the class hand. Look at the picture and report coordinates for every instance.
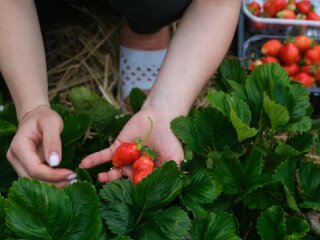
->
[79,107,184,182]
[6,108,77,188]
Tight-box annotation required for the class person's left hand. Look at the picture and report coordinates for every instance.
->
[79,107,184,182]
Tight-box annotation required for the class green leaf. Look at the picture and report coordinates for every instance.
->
[273,159,300,212]
[112,237,133,240]
[257,206,287,240]
[244,183,286,210]
[263,94,289,130]
[297,162,320,202]
[285,216,309,239]
[215,58,247,91]
[171,108,239,154]
[191,212,241,240]
[135,207,191,240]
[134,161,183,211]
[63,181,102,240]
[0,196,9,239]
[214,157,242,194]
[0,103,17,125]
[75,168,92,183]
[275,143,300,157]
[61,113,91,147]
[289,84,311,119]
[69,86,100,112]
[299,201,320,211]
[99,179,134,235]
[287,132,313,154]
[230,107,258,142]
[129,88,147,113]
[6,178,73,239]
[181,168,222,218]
[51,104,69,119]
[0,120,16,137]
[286,117,312,133]
[182,168,222,204]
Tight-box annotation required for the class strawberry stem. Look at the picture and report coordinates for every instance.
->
[143,117,153,144]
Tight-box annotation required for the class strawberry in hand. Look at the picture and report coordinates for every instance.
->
[112,139,143,167]
[133,148,156,185]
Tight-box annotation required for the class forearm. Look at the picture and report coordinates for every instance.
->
[0,0,48,119]
[144,0,241,117]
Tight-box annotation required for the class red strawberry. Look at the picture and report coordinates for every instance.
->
[248,2,261,16]
[112,140,142,167]
[307,11,320,20]
[304,48,320,64]
[293,72,314,87]
[276,9,296,19]
[248,59,263,71]
[283,63,300,76]
[262,56,280,64]
[279,43,300,64]
[261,39,283,56]
[294,35,314,52]
[296,1,312,14]
[300,65,314,74]
[264,0,287,17]
[133,151,155,185]
[315,68,320,82]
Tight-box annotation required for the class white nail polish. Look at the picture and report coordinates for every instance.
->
[49,153,60,167]
[68,179,78,185]
[66,174,77,180]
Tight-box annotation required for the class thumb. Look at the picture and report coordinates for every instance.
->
[39,114,64,167]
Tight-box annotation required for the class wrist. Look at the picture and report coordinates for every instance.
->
[17,100,50,123]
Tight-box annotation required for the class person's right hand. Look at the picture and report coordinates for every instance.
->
[6,107,77,188]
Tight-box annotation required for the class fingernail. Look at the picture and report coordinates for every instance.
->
[66,173,77,180]
[49,152,60,167]
[68,179,77,185]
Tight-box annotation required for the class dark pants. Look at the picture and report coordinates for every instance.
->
[108,0,192,34]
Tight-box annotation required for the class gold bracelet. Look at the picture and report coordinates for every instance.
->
[18,104,50,123]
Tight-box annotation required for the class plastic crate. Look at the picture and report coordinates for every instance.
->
[241,34,320,117]
[243,0,320,35]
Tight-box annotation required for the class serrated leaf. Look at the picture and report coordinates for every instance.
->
[75,168,92,183]
[230,107,258,142]
[215,58,247,92]
[61,113,91,147]
[135,207,191,240]
[133,161,183,211]
[69,86,100,112]
[0,196,9,238]
[91,98,118,132]
[171,108,239,154]
[263,94,289,130]
[182,168,222,204]
[286,117,312,133]
[63,182,101,240]
[6,178,73,239]
[287,132,313,154]
[112,237,132,240]
[0,120,16,137]
[299,201,320,210]
[226,80,247,101]
[0,103,17,125]
[257,206,287,240]
[244,183,286,210]
[129,88,147,113]
[289,84,311,119]
[180,195,208,218]
[273,159,300,212]
[51,104,69,119]
[214,157,242,194]
[191,212,241,240]
[99,179,134,235]
[285,216,309,239]
[297,162,320,202]
[275,143,300,157]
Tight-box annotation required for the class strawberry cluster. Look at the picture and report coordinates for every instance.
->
[248,0,320,20]
[112,139,156,185]
[249,35,320,87]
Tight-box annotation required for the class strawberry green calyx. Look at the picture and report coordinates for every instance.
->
[134,138,144,150]
[142,147,158,160]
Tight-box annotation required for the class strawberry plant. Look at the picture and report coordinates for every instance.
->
[1,61,320,239]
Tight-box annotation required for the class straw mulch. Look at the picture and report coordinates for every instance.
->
[45,1,122,109]
[44,1,213,110]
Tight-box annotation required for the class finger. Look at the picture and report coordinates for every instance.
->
[98,168,122,183]
[39,114,63,167]
[6,149,29,177]
[80,142,120,169]
[11,138,76,183]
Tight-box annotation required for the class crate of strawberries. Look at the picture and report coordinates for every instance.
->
[243,34,320,116]
[244,35,320,87]
[244,0,320,34]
